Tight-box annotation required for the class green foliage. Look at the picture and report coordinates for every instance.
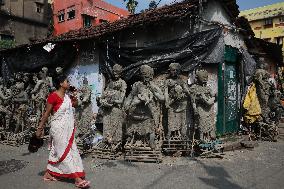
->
[149,1,158,9]
[123,0,138,14]
[0,40,15,49]
[130,0,162,13]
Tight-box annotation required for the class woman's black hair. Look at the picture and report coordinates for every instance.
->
[53,74,68,89]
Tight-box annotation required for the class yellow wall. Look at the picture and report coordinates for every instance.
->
[240,2,284,60]
[249,17,284,40]
[239,2,284,21]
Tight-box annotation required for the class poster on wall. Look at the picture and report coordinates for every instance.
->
[68,64,103,113]
[67,48,104,113]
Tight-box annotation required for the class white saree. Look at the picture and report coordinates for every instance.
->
[47,94,85,178]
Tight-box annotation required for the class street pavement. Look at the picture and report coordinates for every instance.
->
[0,140,283,189]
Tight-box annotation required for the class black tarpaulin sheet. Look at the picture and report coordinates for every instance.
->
[241,48,257,84]
[0,43,77,75]
[99,27,225,81]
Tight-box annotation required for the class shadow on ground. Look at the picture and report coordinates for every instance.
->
[38,170,45,176]
[22,152,31,156]
[196,159,242,189]
[143,169,174,189]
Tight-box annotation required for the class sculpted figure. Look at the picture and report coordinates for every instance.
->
[99,64,127,149]
[41,67,53,92]
[268,88,283,124]
[56,67,64,75]
[31,72,49,125]
[76,77,93,135]
[41,67,49,79]
[164,63,190,139]
[124,65,164,149]
[11,75,29,133]
[46,67,64,91]
[189,70,216,143]
[23,73,33,97]
[0,77,12,129]
[253,60,273,123]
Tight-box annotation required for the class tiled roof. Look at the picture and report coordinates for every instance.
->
[37,0,239,43]
[0,0,239,51]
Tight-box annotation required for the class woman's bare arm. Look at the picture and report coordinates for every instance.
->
[36,103,53,138]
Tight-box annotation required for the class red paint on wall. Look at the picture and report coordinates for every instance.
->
[52,0,129,36]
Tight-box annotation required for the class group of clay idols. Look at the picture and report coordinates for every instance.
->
[97,63,216,151]
[0,66,93,144]
[0,67,55,136]
[243,60,283,141]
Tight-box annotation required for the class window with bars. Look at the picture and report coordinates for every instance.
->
[264,18,273,26]
[58,10,65,22]
[35,2,43,13]
[67,6,76,20]
[83,15,92,28]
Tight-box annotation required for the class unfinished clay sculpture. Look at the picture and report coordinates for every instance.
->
[253,60,273,123]
[99,64,127,150]
[124,65,164,149]
[189,69,216,143]
[76,77,93,135]
[0,77,12,130]
[164,63,190,139]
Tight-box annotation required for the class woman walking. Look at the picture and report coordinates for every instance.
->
[36,74,90,188]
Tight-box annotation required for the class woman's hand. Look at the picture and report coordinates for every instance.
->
[36,127,44,139]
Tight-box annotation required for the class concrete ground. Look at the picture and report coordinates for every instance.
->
[0,140,283,189]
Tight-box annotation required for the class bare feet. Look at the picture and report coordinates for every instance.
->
[43,171,58,181]
[75,177,90,188]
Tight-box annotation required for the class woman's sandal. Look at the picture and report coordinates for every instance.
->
[75,180,90,188]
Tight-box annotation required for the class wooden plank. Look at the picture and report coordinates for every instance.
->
[124,146,152,150]
[125,158,162,163]
[126,150,161,154]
